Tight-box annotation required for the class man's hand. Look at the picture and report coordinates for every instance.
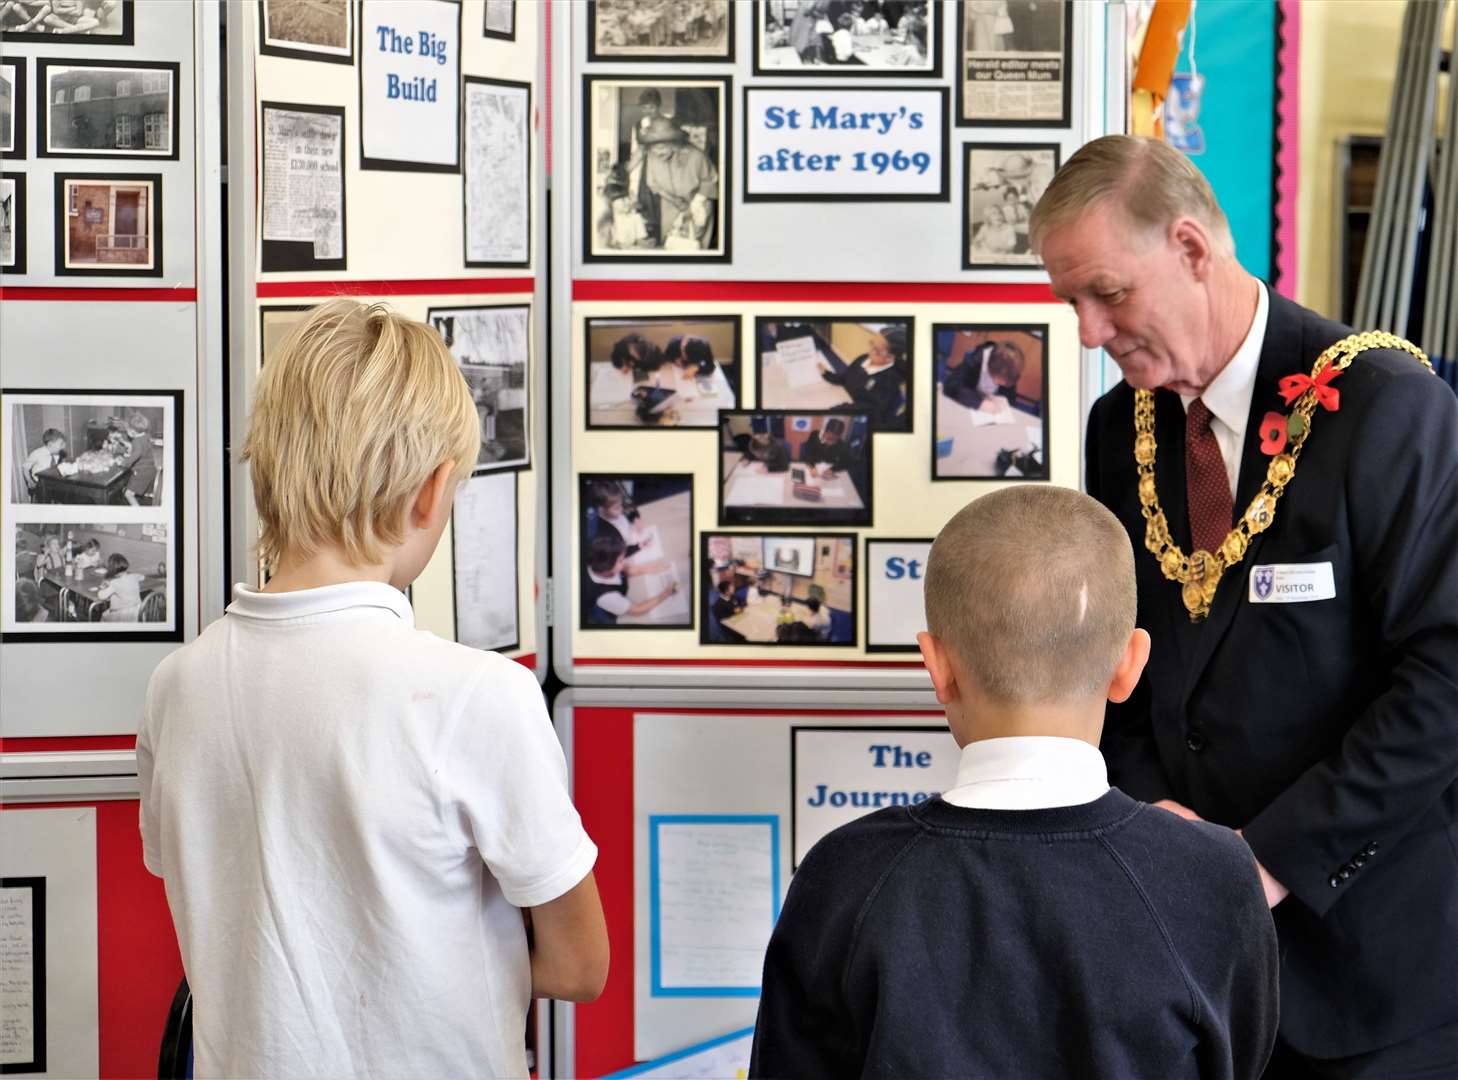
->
[1236,830,1290,909]
[1152,798,1203,821]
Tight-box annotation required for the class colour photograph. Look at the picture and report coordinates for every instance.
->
[580,473,693,629]
[932,324,1048,480]
[55,173,161,276]
[701,532,856,645]
[719,410,872,526]
[586,315,740,429]
[756,316,912,431]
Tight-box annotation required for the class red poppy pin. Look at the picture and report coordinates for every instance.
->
[1261,366,1344,456]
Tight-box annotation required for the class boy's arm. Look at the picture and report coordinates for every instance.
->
[528,871,608,1002]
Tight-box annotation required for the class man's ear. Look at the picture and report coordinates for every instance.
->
[411,461,457,530]
[1108,628,1151,704]
[917,631,962,707]
[1169,216,1214,280]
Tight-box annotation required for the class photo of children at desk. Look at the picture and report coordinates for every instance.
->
[9,399,167,506]
[579,474,693,628]
[756,318,911,431]
[702,533,855,646]
[933,325,1048,480]
[586,316,740,428]
[10,521,169,627]
[719,411,872,526]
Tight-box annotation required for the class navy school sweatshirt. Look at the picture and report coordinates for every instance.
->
[750,789,1279,1079]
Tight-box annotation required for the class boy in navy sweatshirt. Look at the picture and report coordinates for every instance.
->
[750,486,1278,1079]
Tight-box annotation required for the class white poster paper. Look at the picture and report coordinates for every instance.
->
[866,539,931,650]
[451,472,518,652]
[792,726,959,866]
[651,817,778,993]
[0,883,38,1068]
[744,87,948,200]
[464,78,530,266]
[359,0,461,171]
[261,106,343,258]
[0,807,98,1079]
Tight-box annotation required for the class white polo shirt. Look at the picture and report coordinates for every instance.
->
[138,582,596,1079]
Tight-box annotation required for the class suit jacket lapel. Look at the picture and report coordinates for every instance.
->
[1180,289,1306,707]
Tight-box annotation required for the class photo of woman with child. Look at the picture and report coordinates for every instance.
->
[701,532,856,646]
[964,144,1059,268]
[587,78,727,260]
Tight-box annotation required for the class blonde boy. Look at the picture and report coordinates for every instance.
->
[752,486,1278,1079]
[138,300,606,1077]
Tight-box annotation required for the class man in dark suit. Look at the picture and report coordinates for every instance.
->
[1033,135,1458,1075]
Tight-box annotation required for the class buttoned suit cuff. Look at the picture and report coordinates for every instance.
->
[1241,812,1381,919]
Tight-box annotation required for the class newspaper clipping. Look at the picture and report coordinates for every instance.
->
[262,105,343,259]
[465,77,530,266]
[958,0,1070,126]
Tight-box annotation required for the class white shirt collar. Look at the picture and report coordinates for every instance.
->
[227,581,414,626]
[586,567,624,586]
[1180,279,1268,433]
[941,736,1110,811]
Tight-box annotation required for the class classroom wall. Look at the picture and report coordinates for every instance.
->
[1294,0,1455,318]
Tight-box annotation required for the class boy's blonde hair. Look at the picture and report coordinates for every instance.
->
[923,486,1136,705]
[243,299,480,568]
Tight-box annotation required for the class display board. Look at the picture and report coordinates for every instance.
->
[1,2,225,735]
[234,0,549,678]
[551,689,952,1078]
[552,1,1120,686]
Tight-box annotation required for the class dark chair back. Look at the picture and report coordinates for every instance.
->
[157,976,192,1080]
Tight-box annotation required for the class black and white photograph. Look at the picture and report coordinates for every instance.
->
[753,0,940,76]
[719,410,873,527]
[586,315,740,429]
[451,472,518,653]
[2,174,26,275]
[756,316,912,431]
[957,0,1072,126]
[464,76,530,268]
[701,532,857,646]
[963,143,1058,269]
[2,57,26,160]
[2,388,181,641]
[37,59,179,161]
[580,473,693,629]
[4,391,176,508]
[585,75,730,262]
[0,0,133,43]
[54,172,162,277]
[259,305,316,367]
[589,0,734,63]
[261,102,346,273]
[932,324,1049,480]
[428,305,530,474]
[359,0,461,172]
[259,0,355,64]
[483,0,514,40]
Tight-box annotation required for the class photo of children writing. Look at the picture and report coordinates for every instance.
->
[757,318,911,431]
[586,316,740,428]
[8,398,166,506]
[702,533,855,646]
[933,325,1047,480]
[720,411,872,526]
[579,474,693,628]
[10,521,169,627]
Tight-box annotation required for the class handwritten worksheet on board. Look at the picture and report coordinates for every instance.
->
[649,816,780,996]
[0,879,41,1071]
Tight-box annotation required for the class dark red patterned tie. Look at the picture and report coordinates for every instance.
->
[1186,398,1232,555]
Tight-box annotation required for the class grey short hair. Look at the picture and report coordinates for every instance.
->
[1029,135,1234,255]
[923,486,1137,705]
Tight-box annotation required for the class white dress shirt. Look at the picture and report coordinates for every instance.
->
[941,736,1111,810]
[1180,280,1269,498]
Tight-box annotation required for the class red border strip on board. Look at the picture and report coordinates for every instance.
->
[572,280,1059,303]
[0,287,198,302]
[257,277,535,298]
[1,735,137,753]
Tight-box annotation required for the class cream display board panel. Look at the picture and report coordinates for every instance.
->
[244,1,545,672]
[562,299,1079,684]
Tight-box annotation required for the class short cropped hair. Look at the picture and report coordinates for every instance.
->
[242,299,479,568]
[1028,134,1233,255]
[987,341,1025,384]
[588,531,625,575]
[42,428,65,445]
[924,486,1136,705]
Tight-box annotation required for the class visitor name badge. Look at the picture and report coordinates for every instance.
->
[1248,562,1336,604]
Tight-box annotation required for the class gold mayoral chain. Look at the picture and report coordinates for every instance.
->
[1133,331,1432,622]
